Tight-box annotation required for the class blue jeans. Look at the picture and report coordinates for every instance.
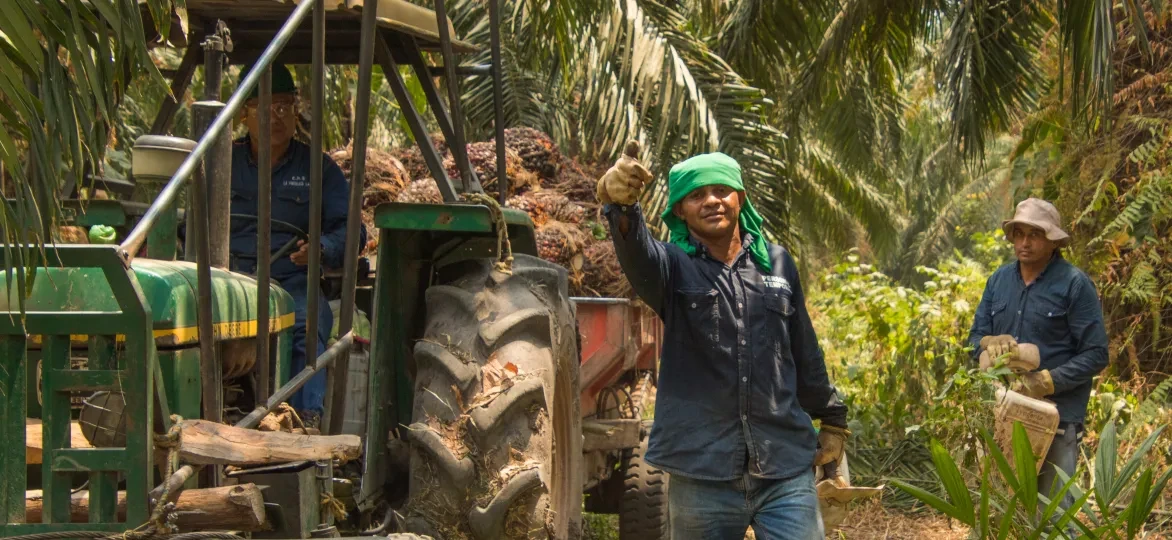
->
[669,468,823,540]
[280,273,332,415]
[1039,424,1082,513]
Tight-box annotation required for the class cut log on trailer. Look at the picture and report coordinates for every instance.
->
[25,419,92,464]
[176,419,362,466]
[25,484,268,531]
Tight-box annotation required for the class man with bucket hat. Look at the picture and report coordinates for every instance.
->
[968,197,1108,509]
[597,143,849,539]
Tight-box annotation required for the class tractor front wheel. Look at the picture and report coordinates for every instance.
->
[404,255,583,540]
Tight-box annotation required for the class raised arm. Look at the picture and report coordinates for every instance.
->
[603,204,672,315]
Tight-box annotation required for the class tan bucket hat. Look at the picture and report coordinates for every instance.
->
[1002,198,1070,246]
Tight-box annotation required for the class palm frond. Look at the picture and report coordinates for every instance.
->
[715,0,831,88]
[791,141,901,254]
[570,0,791,242]
[903,154,1012,272]
[0,0,172,268]
[941,0,1048,161]
[1058,0,1118,126]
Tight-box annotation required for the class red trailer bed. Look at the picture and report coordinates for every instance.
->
[573,297,662,418]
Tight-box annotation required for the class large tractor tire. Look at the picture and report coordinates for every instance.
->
[618,433,669,540]
[403,255,583,540]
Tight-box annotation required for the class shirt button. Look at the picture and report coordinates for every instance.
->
[741,415,747,420]
[738,303,743,310]
[742,377,748,382]
[691,303,697,308]
[1048,312,1053,316]
[741,339,747,345]
[1017,310,1022,315]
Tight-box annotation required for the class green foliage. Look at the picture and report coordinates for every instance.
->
[813,235,1006,447]
[1132,377,1172,427]
[892,422,1170,538]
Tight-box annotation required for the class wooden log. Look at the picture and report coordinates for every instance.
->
[25,419,92,465]
[25,484,268,531]
[177,419,361,466]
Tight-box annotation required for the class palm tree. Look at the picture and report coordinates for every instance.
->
[1,0,1148,267]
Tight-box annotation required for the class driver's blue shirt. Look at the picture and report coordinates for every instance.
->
[228,136,362,280]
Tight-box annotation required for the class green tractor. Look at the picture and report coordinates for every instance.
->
[1,1,669,539]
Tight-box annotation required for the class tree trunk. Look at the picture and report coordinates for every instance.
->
[25,484,268,531]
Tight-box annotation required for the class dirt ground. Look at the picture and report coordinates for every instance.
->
[583,500,973,539]
[822,500,970,539]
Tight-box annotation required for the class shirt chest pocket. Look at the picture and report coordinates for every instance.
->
[273,188,311,229]
[764,291,795,357]
[677,289,719,349]
[1031,298,1069,342]
[988,300,1010,334]
[231,189,256,215]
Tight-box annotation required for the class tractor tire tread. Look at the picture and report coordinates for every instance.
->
[406,254,582,540]
[619,437,669,540]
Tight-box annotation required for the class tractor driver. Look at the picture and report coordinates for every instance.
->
[228,62,365,426]
[596,144,849,539]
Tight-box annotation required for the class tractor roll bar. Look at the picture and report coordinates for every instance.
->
[255,66,274,402]
[118,0,319,260]
[326,0,381,433]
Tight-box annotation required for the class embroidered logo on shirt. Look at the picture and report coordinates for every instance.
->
[284,175,309,188]
[763,276,791,292]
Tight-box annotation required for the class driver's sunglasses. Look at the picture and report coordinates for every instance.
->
[247,100,299,117]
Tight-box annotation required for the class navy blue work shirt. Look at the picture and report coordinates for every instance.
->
[605,203,848,481]
[228,136,363,281]
[967,256,1109,424]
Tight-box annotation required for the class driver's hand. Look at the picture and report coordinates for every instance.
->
[290,240,310,266]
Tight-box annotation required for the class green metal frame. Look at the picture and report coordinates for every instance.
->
[359,201,536,506]
[0,246,155,534]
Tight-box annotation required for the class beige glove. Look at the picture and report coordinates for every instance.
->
[596,140,653,206]
[1011,370,1054,399]
[980,334,1018,362]
[979,342,1041,373]
[814,425,850,467]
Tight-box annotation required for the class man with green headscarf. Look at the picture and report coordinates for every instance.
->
[598,143,849,539]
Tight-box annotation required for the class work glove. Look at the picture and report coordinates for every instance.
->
[814,425,850,468]
[1011,370,1054,399]
[980,334,1018,365]
[979,343,1041,373]
[596,140,653,206]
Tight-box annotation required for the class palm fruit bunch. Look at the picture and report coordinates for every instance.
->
[552,159,599,205]
[506,189,584,228]
[396,179,443,204]
[443,142,539,199]
[535,221,589,274]
[373,127,635,298]
[499,127,560,179]
[331,144,409,190]
[577,241,632,298]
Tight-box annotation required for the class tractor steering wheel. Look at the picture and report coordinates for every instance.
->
[229,214,309,266]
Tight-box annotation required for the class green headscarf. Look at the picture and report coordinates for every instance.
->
[660,152,772,272]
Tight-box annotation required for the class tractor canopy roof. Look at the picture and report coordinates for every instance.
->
[141,0,476,63]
